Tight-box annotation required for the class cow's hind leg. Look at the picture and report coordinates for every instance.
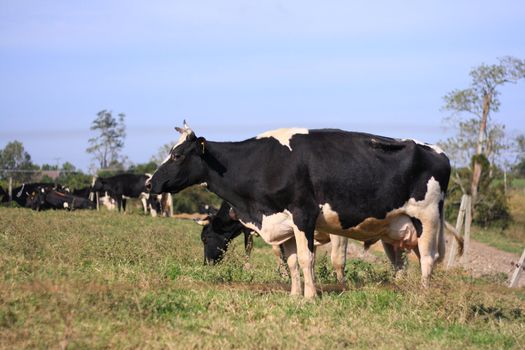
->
[290,208,319,299]
[330,235,348,285]
[282,239,301,296]
[416,212,440,288]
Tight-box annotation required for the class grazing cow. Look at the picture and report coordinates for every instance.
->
[147,122,460,298]
[10,183,62,208]
[92,174,151,212]
[198,201,255,264]
[30,187,95,211]
[198,201,349,284]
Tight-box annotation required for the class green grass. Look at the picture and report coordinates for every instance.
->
[1,207,525,349]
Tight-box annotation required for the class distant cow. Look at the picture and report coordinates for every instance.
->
[149,193,173,217]
[148,122,463,298]
[11,183,62,208]
[92,174,151,212]
[30,187,95,211]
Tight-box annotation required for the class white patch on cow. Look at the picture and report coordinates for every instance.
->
[100,194,116,210]
[256,128,309,151]
[161,129,193,165]
[404,138,445,154]
[200,182,208,187]
[63,202,69,209]
[240,209,330,246]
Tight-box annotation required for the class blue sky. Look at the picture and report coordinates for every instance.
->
[1,0,524,171]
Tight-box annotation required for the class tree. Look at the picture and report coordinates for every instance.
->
[86,110,126,169]
[513,134,525,177]
[442,56,525,204]
[56,162,92,189]
[0,140,38,183]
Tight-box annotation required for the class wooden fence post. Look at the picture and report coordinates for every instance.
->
[8,176,13,202]
[447,194,467,269]
[460,195,472,265]
[509,248,525,288]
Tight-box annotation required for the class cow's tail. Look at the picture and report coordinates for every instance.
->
[444,221,464,256]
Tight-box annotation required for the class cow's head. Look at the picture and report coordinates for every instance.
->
[146,121,207,195]
[200,217,230,264]
[91,177,106,192]
[198,202,246,264]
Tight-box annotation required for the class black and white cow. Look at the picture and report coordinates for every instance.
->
[30,187,95,211]
[10,183,62,208]
[147,122,459,298]
[92,174,152,212]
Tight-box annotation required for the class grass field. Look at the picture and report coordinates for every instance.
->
[1,208,525,349]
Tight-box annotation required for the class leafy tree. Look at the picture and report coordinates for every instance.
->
[442,56,525,205]
[513,134,525,177]
[86,110,126,169]
[172,186,222,214]
[41,163,58,171]
[56,162,93,189]
[0,140,38,183]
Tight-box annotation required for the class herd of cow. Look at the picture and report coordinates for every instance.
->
[0,174,173,216]
[2,121,465,298]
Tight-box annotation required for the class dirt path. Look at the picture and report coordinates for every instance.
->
[320,236,525,287]
[449,239,525,287]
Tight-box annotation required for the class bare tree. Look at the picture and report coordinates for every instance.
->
[442,56,525,204]
[86,110,126,169]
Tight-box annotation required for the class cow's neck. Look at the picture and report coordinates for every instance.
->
[202,141,260,223]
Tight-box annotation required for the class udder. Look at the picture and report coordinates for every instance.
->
[383,215,418,250]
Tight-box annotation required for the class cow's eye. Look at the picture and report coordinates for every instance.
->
[171,153,184,161]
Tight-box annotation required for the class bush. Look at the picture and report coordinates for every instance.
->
[172,185,221,213]
[445,165,510,228]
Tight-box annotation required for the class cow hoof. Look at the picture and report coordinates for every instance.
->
[394,269,407,280]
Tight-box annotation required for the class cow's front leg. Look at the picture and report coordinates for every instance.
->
[291,209,318,299]
[281,239,301,296]
[115,196,123,212]
[330,234,348,285]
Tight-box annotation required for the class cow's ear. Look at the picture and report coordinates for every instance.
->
[196,137,207,155]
